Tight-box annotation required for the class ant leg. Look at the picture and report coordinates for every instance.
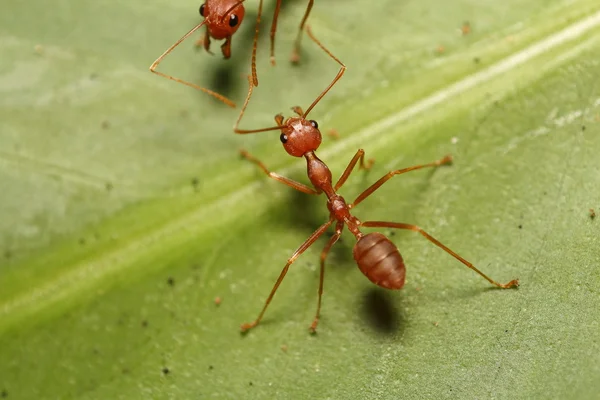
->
[234,75,284,134]
[240,149,320,194]
[334,149,375,191]
[221,36,232,59]
[302,26,346,117]
[149,22,235,108]
[361,221,519,289]
[351,155,452,208]
[310,222,343,333]
[194,25,212,53]
[291,0,314,63]
[241,219,334,332]
[269,0,282,66]
[250,0,266,86]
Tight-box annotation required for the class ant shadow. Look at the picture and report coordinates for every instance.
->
[360,287,406,337]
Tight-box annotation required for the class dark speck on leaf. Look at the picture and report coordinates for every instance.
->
[167,277,175,287]
[1,389,7,398]
[141,320,149,328]
[105,182,113,192]
[249,382,253,386]
[162,367,170,375]
[518,224,522,229]
[79,238,86,245]
[208,365,214,370]
[473,57,480,64]
[192,177,200,190]
[581,125,586,131]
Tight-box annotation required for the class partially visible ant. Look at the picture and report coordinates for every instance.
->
[233,26,519,333]
[149,0,315,107]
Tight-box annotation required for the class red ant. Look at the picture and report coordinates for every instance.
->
[233,26,519,333]
[149,0,315,107]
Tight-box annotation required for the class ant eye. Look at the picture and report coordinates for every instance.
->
[280,133,288,143]
[199,3,205,17]
[309,120,318,129]
[229,14,239,27]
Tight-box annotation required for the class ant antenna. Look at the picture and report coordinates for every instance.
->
[235,25,346,132]
[302,26,346,118]
[234,75,285,134]
[149,21,236,108]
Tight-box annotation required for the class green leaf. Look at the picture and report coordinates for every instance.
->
[1,0,599,398]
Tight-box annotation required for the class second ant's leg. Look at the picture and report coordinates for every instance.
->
[241,219,334,332]
[361,221,519,289]
[334,149,374,191]
[310,222,343,333]
[194,25,212,52]
[221,37,232,59]
[290,0,314,63]
[240,149,320,195]
[269,0,282,66]
[351,155,453,208]
[250,0,266,86]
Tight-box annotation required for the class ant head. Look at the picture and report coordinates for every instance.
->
[279,117,322,157]
[200,0,245,39]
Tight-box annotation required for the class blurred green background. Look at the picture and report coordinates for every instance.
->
[1,0,599,398]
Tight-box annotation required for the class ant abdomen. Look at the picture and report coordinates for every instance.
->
[353,233,406,290]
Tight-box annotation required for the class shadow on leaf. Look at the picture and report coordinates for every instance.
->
[360,287,406,336]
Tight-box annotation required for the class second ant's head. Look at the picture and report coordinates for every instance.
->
[200,0,245,40]
[279,117,322,157]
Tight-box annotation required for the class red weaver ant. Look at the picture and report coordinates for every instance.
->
[233,26,519,333]
[149,0,315,107]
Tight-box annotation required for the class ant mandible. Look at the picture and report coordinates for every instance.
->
[233,26,519,333]
[149,0,315,107]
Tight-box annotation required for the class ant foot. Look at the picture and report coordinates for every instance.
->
[361,158,375,171]
[501,279,520,289]
[290,49,301,64]
[240,322,257,333]
[270,56,276,66]
[194,35,205,49]
[309,320,319,334]
[440,154,453,166]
